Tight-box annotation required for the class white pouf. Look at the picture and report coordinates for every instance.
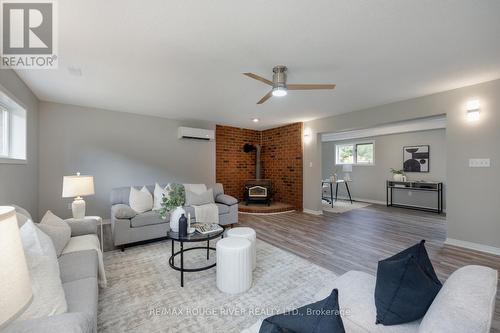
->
[226,227,257,270]
[216,237,252,294]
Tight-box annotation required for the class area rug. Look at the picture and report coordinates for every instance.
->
[98,239,338,333]
[322,199,371,214]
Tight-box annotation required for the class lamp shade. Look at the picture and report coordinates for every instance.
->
[342,164,353,172]
[62,174,95,198]
[0,206,32,328]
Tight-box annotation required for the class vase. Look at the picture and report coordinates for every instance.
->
[393,174,404,182]
[179,214,188,237]
[170,206,185,232]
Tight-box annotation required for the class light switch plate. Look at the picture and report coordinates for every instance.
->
[469,158,490,167]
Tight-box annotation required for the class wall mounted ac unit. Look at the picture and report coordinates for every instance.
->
[178,127,215,141]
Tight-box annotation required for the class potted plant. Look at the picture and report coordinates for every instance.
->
[159,184,185,232]
[390,168,406,181]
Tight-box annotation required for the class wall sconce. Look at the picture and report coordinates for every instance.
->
[466,100,480,122]
[303,127,312,144]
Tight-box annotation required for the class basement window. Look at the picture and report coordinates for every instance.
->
[0,93,27,163]
[335,142,374,165]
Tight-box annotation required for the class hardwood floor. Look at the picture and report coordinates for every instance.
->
[239,204,500,332]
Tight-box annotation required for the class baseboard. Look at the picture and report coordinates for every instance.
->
[332,196,386,206]
[331,196,446,213]
[239,210,295,215]
[445,238,500,256]
[303,209,323,216]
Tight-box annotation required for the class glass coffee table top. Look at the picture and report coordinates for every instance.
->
[167,228,224,242]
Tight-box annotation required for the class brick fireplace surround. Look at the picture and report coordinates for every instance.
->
[215,123,303,211]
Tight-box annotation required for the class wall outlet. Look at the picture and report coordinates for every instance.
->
[469,158,490,168]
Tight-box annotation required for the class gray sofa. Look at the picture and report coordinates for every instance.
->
[110,183,238,250]
[5,208,99,333]
[243,265,498,333]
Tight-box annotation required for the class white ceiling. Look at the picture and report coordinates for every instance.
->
[15,0,500,129]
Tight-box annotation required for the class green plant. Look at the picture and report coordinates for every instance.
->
[159,184,185,218]
[390,168,405,175]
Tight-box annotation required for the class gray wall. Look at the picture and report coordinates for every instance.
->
[0,70,39,219]
[38,102,215,219]
[321,129,446,209]
[304,78,500,248]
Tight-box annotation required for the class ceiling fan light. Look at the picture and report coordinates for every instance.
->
[272,87,287,97]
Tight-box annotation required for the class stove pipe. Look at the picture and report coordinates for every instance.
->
[243,143,262,179]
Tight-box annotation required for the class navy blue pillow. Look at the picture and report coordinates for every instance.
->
[375,240,442,325]
[259,289,345,333]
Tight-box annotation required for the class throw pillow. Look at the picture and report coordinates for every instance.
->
[374,240,442,325]
[114,204,138,219]
[185,189,215,206]
[38,210,71,257]
[17,220,68,320]
[259,289,345,333]
[153,182,170,211]
[129,186,153,213]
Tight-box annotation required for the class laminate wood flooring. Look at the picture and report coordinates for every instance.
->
[239,204,500,332]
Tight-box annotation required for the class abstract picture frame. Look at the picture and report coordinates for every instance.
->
[403,145,430,173]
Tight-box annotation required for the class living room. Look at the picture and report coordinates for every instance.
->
[1,1,499,333]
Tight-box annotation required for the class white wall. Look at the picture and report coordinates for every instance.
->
[38,102,215,218]
[0,70,39,218]
[322,129,446,209]
[304,78,500,249]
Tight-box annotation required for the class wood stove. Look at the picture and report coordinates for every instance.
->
[245,179,273,206]
[243,143,273,205]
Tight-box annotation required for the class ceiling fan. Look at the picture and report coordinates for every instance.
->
[243,65,336,104]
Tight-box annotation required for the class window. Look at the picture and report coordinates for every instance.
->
[0,106,8,157]
[335,141,374,165]
[0,95,27,163]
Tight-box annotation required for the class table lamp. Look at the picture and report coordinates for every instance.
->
[0,206,33,329]
[343,164,353,181]
[62,172,95,219]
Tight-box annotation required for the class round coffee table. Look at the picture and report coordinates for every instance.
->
[168,229,224,287]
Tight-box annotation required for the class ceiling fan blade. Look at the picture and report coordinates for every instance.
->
[257,91,273,104]
[287,84,336,90]
[243,73,273,86]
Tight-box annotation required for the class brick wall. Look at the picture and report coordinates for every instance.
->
[215,123,303,210]
[215,125,261,201]
[261,123,303,210]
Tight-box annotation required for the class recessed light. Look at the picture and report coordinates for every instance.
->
[252,118,259,123]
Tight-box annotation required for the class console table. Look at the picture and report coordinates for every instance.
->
[386,180,443,214]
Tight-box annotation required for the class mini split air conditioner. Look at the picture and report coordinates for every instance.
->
[177,127,215,141]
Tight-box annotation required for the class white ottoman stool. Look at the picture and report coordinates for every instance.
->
[226,227,257,270]
[216,237,252,294]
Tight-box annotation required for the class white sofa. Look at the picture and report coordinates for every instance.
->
[243,265,497,333]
